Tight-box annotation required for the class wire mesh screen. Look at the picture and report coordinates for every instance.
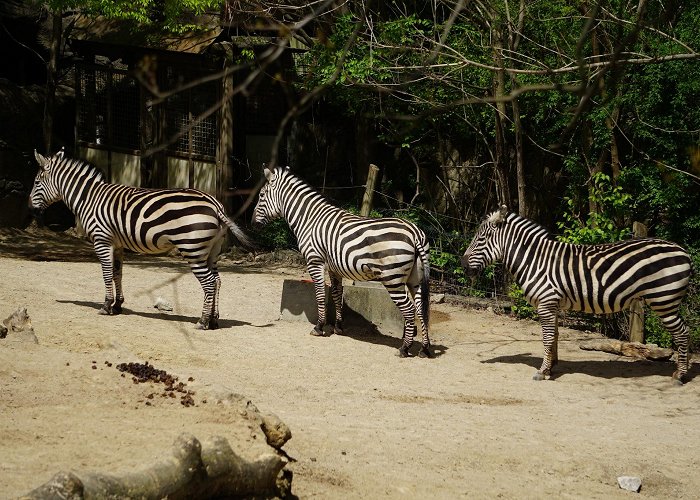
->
[77,62,218,159]
[161,65,218,159]
[111,72,139,149]
[77,65,139,150]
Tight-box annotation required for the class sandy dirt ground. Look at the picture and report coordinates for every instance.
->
[1,226,699,499]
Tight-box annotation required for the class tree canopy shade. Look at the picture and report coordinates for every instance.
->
[294,0,700,225]
[43,0,224,30]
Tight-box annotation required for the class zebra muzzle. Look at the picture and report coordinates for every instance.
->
[461,258,481,277]
[29,206,45,226]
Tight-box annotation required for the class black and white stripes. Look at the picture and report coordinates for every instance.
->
[253,166,432,357]
[462,205,692,383]
[29,150,251,329]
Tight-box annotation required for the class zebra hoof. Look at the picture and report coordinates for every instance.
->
[532,371,546,381]
[310,327,325,337]
[194,322,207,330]
[98,307,111,315]
[396,345,410,358]
[112,305,122,315]
[672,371,686,385]
[418,346,434,359]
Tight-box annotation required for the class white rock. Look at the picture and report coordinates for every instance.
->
[430,293,445,304]
[154,297,173,312]
[617,476,642,492]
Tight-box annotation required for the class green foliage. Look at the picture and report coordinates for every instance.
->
[254,219,296,250]
[643,310,673,348]
[46,0,223,32]
[428,247,472,291]
[508,284,538,320]
[557,172,632,245]
[680,249,700,351]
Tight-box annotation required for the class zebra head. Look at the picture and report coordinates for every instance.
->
[29,149,65,223]
[252,166,286,226]
[461,205,509,276]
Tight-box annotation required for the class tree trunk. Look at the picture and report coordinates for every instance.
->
[43,8,62,153]
[492,28,511,208]
[512,93,526,216]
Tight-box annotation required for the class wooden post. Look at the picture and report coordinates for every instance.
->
[628,221,647,343]
[360,164,380,217]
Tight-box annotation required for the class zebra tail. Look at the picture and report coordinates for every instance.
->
[216,207,257,250]
[418,243,430,331]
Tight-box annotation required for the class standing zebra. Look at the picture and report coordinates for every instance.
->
[29,149,253,329]
[253,166,432,358]
[462,205,692,383]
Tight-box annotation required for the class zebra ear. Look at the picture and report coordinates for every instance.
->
[34,150,48,169]
[56,147,65,160]
[264,168,275,181]
[499,205,508,220]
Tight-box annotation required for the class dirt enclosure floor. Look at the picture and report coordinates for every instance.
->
[1,226,700,499]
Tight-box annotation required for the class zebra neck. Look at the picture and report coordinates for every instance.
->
[58,167,103,218]
[280,183,333,233]
[500,215,551,279]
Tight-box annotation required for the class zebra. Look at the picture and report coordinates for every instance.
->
[252,166,433,358]
[461,205,692,383]
[29,149,253,330]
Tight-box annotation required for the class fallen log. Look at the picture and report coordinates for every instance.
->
[579,339,674,361]
[20,433,292,500]
[1,307,38,343]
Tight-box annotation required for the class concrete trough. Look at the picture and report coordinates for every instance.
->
[279,279,404,335]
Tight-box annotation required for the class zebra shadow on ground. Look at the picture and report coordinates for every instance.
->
[481,353,698,382]
[55,299,273,329]
[280,279,448,358]
[299,308,449,358]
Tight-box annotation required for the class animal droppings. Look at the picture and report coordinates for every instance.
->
[115,361,196,407]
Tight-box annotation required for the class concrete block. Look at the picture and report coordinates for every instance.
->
[279,279,323,324]
[343,281,404,334]
[279,279,405,334]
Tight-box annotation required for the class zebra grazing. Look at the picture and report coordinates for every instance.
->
[462,205,692,383]
[253,166,432,358]
[29,149,253,329]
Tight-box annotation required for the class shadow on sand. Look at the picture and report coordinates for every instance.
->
[482,352,697,382]
[55,299,274,329]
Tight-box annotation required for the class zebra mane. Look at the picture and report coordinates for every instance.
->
[57,155,107,183]
[508,212,554,240]
[487,205,508,224]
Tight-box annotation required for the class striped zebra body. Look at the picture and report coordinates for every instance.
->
[462,205,692,383]
[253,166,432,358]
[29,150,252,329]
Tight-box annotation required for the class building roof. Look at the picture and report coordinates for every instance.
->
[68,14,223,55]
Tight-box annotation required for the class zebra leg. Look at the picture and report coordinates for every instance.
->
[209,272,221,330]
[307,262,327,336]
[409,281,432,359]
[94,241,117,315]
[534,302,559,380]
[329,273,344,335]
[658,311,690,384]
[112,247,125,314]
[386,284,418,357]
[552,314,559,366]
[207,236,225,330]
[188,260,218,330]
